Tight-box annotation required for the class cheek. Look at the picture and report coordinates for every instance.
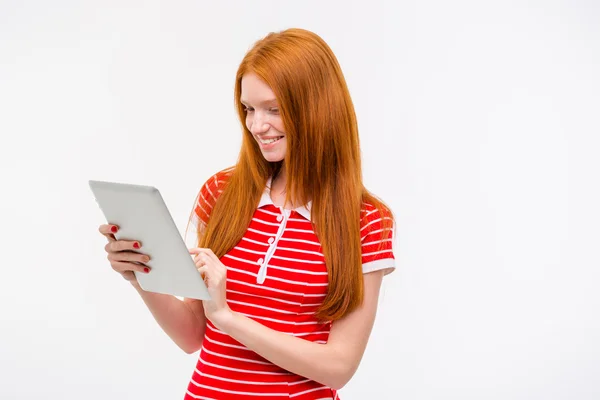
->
[273,117,285,133]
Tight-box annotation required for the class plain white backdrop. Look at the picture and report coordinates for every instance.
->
[1,0,599,399]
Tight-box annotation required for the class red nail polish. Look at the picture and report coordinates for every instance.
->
[111,226,118,233]
[133,242,140,249]
[144,267,149,273]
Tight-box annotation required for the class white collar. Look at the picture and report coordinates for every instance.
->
[257,177,312,221]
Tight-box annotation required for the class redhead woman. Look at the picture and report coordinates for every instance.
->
[99,28,395,400]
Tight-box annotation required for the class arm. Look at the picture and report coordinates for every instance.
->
[191,201,394,387]
[131,280,207,354]
[100,221,208,355]
[132,217,210,354]
[195,245,385,391]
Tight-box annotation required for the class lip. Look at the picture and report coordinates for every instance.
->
[256,135,283,140]
[256,135,284,150]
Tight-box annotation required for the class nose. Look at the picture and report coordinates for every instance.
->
[249,111,269,135]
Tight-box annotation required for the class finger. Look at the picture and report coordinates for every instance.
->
[193,251,212,265]
[107,250,150,264]
[194,256,206,268]
[99,224,119,242]
[121,271,138,282]
[191,248,221,266]
[105,239,143,253]
[199,258,225,283]
[200,250,225,274]
[189,248,214,257]
[192,250,225,277]
[111,260,151,274]
[203,249,221,264]
[197,265,210,284]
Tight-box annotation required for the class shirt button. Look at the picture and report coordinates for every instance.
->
[276,214,283,222]
[257,258,264,265]
[268,237,274,244]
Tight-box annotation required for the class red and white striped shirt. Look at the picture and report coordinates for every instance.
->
[183,168,395,400]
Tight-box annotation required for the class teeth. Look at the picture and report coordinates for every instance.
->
[260,137,281,144]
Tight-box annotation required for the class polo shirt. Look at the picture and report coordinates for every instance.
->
[183,168,395,400]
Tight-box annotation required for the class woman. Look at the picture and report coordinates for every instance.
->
[99,28,395,400]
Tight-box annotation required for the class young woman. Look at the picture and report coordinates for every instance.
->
[99,28,395,400]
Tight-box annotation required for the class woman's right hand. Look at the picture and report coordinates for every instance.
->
[98,224,151,286]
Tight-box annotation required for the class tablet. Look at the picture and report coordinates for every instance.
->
[89,180,210,300]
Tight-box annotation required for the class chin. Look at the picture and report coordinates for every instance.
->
[262,152,285,163]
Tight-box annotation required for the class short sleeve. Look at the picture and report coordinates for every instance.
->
[184,168,233,248]
[360,204,396,275]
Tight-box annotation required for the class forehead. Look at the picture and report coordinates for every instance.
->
[240,73,278,105]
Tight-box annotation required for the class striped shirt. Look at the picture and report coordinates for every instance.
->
[183,168,395,400]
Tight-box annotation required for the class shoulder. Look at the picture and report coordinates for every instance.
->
[194,166,235,224]
[359,197,394,236]
[201,166,235,194]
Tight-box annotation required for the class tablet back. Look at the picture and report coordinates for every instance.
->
[89,180,210,300]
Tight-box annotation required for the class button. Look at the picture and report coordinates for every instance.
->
[276,214,283,222]
[257,258,264,265]
[257,264,267,284]
[268,237,274,244]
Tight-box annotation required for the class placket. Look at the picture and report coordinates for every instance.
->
[256,207,291,284]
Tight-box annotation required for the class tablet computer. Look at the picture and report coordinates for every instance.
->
[89,180,210,300]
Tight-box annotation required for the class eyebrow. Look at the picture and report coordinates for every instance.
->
[240,98,278,106]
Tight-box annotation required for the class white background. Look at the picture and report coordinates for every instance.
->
[1,0,599,399]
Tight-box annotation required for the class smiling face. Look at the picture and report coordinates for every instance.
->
[241,73,287,163]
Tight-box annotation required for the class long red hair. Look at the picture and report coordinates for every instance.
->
[197,28,393,321]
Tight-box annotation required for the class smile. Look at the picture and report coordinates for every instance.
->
[258,136,284,145]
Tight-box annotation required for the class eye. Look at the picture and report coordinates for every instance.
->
[269,108,279,114]
[243,107,254,113]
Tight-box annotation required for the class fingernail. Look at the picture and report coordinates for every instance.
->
[144,267,150,273]
[133,242,140,249]
[111,226,118,233]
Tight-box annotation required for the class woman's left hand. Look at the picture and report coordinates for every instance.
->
[189,248,232,328]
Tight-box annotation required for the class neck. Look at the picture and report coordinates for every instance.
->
[272,163,286,190]
[270,164,293,209]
